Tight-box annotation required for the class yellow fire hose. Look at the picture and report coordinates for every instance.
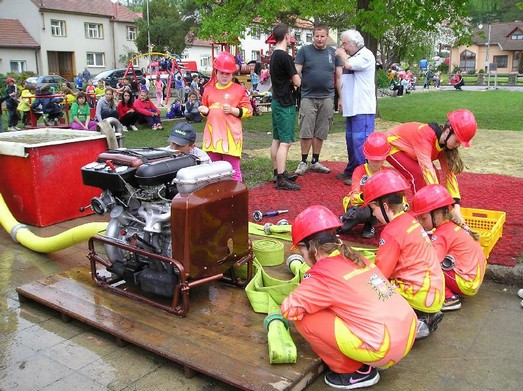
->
[245,243,311,364]
[0,194,108,253]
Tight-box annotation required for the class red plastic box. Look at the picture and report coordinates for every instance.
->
[0,129,113,227]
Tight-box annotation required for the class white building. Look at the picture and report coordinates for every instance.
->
[0,0,143,80]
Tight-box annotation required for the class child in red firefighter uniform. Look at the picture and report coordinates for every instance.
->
[411,184,486,311]
[281,205,417,390]
[362,170,445,340]
[384,109,477,224]
[339,132,392,238]
[198,52,252,182]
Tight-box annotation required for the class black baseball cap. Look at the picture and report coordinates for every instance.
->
[169,122,196,146]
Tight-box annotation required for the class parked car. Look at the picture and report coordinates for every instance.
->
[26,75,72,92]
[92,68,144,88]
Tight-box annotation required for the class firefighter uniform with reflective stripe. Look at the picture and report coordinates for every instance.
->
[385,122,460,200]
[431,221,486,298]
[281,253,417,373]
[375,211,445,313]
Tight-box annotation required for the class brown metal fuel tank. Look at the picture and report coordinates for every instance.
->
[170,180,250,280]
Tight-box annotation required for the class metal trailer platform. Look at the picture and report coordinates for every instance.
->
[16,265,324,391]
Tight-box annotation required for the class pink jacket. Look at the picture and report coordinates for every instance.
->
[133,98,160,117]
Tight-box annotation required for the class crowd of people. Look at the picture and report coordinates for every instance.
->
[0,66,211,132]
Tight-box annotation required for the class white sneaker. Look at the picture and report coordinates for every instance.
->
[415,320,430,340]
[310,161,331,173]
[122,126,128,132]
[14,126,22,131]
[7,126,15,131]
[295,161,310,175]
[130,125,138,131]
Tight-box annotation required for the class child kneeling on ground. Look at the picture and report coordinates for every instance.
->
[339,132,392,239]
[281,205,417,390]
[362,170,445,340]
[411,184,486,311]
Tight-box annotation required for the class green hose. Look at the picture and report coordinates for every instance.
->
[252,239,284,266]
[245,257,310,364]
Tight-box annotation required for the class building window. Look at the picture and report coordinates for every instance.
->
[250,50,260,62]
[459,50,476,72]
[493,55,508,68]
[293,32,301,42]
[85,23,103,39]
[511,31,523,40]
[87,52,105,67]
[305,32,312,43]
[10,60,27,73]
[51,20,66,37]
[127,26,137,41]
[250,26,260,40]
[200,56,211,68]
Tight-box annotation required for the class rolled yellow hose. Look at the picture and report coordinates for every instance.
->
[0,194,107,253]
[252,239,284,266]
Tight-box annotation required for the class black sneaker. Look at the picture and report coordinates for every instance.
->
[336,173,349,180]
[361,223,375,239]
[276,177,300,191]
[427,311,444,332]
[324,365,380,389]
[442,295,461,311]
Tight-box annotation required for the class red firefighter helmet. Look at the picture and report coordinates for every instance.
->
[411,184,454,215]
[291,205,342,247]
[447,109,477,147]
[363,132,392,160]
[362,170,409,206]
[213,52,237,74]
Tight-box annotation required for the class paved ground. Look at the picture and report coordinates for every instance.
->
[0,213,522,391]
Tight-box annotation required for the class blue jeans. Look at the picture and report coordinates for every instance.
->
[343,114,375,177]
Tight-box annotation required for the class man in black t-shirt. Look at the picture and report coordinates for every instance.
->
[270,24,302,191]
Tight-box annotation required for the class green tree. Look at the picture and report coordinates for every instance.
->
[192,0,473,68]
[135,0,191,55]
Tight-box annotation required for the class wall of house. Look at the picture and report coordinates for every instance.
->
[450,45,514,73]
[0,48,39,75]
[0,1,142,79]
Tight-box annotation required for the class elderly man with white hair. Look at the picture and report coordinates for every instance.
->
[334,29,376,186]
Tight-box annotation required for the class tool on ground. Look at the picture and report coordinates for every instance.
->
[252,209,289,222]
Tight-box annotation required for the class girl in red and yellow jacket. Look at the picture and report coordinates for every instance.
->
[198,52,252,182]
[384,109,477,224]
[281,205,417,390]
[339,132,392,238]
[362,170,445,340]
[411,184,486,311]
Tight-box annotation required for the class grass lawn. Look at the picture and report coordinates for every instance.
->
[377,89,523,131]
